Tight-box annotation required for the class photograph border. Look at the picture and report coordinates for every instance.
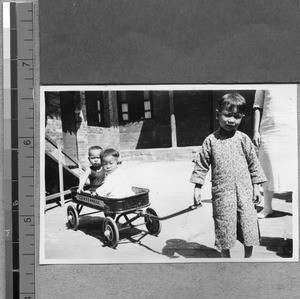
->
[40,84,299,264]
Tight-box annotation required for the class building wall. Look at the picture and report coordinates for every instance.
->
[45,90,256,164]
[60,91,79,161]
[119,91,172,149]
[174,91,213,147]
[77,91,120,168]
[45,92,64,159]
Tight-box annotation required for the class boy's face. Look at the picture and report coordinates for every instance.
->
[217,107,244,132]
[88,149,102,167]
[102,155,118,174]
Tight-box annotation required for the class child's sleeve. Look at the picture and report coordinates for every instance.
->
[253,90,264,109]
[78,168,91,191]
[243,134,267,184]
[190,137,211,185]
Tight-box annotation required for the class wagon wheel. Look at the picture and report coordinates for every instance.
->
[67,204,79,230]
[103,217,119,248]
[144,208,161,235]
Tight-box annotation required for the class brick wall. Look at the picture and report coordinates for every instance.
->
[78,91,121,168]
[45,92,64,159]
[60,91,78,161]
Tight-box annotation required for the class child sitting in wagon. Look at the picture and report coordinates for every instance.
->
[95,148,135,198]
[77,145,105,193]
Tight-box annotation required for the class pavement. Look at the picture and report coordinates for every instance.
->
[41,161,297,263]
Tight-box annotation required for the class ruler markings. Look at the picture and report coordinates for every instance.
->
[4,2,35,298]
[17,2,35,299]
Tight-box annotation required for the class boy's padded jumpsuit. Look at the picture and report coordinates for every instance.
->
[191,129,266,250]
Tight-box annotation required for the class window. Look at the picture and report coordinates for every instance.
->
[85,91,104,126]
[118,91,153,123]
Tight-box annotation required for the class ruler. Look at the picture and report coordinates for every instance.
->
[3,2,35,298]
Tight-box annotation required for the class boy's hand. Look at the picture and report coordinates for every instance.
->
[193,184,202,206]
[253,184,261,205]
[77,188,82,194]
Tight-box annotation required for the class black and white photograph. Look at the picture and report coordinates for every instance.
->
[2,1,300,298]
[40,84,298,264]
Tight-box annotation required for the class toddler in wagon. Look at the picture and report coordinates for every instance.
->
[95,148,135,198]
[190,93,266,258]
[77,145,105,193]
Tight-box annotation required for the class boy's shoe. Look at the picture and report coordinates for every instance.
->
[257,208,273,219]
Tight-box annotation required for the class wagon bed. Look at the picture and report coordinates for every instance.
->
[70,186,150,213]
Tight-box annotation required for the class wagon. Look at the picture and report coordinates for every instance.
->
[68,186,201,248]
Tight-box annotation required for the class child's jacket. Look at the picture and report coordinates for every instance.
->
[96,168,134,198]
[191,129,267,250]
[88,166,106,191]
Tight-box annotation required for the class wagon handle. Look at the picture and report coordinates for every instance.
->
[145,202,202,221]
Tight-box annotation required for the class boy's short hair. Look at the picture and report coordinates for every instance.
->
[88,145,102,156]
[101,148,120,160]
[217,93,246,114]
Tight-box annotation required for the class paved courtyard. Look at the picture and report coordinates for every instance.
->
[41,161,296,263]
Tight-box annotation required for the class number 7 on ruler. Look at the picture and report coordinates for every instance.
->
[3,2,35,299]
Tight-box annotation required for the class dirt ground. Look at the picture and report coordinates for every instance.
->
[41,161,296,263]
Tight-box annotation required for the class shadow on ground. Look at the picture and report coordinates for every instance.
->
[260,237,293,258]
[162,239,221,258]
[66,215,107,245]
[260,191,293,203]
[66,215,154,248]
[256,206,292,218]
